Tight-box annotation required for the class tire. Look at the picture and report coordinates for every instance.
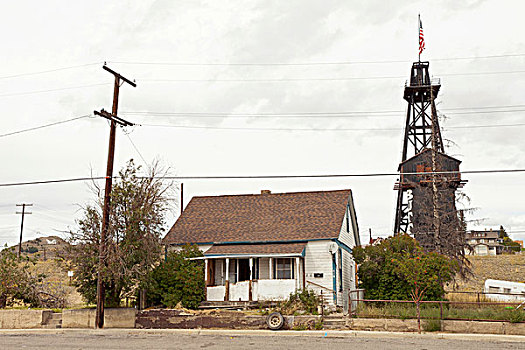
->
[266,312,285,330]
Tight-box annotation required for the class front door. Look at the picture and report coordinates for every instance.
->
[238,259,250,281]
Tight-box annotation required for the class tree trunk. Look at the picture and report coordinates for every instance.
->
[416,300,421,334]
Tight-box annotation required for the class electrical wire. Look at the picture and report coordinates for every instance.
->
[0,169,524,187]
[137,69,525,83]
[107,53,525,67]
[124,132,148,165]
[0,83,110,98]
[0,62,101,80]
[137,122,525,132]
[0,115,92,139]
[121,107,525,119]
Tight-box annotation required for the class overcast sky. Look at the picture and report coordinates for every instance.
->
[1,0,525,247]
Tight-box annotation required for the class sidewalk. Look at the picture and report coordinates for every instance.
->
[0,328,524,343]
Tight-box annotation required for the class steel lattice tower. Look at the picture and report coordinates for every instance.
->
[394,61,442,234]
[394,60,467,249]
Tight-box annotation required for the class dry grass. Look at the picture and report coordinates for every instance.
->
[356,302,525,322]
[28,259,84,308]
[451,254,525,292]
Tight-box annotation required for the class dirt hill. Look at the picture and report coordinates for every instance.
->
[453,254,525,292]
[12,235,69,260]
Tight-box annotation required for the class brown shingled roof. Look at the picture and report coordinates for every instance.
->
[163,189,352,245]
[204,242,306,256]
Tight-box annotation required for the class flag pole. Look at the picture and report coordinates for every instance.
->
[418,13,421,62]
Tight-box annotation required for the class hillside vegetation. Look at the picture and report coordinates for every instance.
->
[453,254,525,292]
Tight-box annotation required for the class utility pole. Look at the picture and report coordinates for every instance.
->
[180,183,184,216]
[94,64,136,329]
[16,203,32,259]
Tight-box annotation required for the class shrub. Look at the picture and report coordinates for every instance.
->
[278,289,321,315]
[352,234,458,301]
[509,309,525,323]
[142,244,205,309]
[423,319,441,332]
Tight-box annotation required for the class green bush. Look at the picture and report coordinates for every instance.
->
[423,319,441,332]
[314,319,324,330]
[24,246,39,254]
[279,289,320,315]
[509,309,525,323]
[142,245,205,309]
[352,234,458,301]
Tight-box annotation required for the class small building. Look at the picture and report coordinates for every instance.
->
[162,189,361,307]
[466,230,510,256]
[484,279,525,302]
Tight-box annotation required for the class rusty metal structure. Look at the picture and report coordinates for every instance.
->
[394,61,466,251]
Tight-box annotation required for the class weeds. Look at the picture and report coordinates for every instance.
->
[356,302,525,322]
[423,319,441,332]
[276,290,321,315]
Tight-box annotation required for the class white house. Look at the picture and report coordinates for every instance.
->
[162,189,361,307]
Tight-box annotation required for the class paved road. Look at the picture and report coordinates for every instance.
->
[0,329,524,350]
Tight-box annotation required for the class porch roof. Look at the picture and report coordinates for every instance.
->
[203,242,306,257]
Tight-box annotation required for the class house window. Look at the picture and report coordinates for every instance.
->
[275,258,292,279]
[228,259,237,283]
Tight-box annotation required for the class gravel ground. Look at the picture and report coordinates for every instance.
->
[0,329,524,350]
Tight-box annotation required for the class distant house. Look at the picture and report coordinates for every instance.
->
[466,230,510,256]
[162,189,361,307]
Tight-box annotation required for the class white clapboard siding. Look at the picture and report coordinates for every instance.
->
[337,206,356,249]
[304,240,336,306]
[167,244,212,254]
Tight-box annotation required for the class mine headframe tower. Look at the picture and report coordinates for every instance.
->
[394,61,466,251]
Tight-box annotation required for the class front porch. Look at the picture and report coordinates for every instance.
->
[200,243,306,302]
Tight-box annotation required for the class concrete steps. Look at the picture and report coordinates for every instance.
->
[42,312,62,329]
[322,315,347,329]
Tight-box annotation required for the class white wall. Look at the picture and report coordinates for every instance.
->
[304,240,336,305]
[229,281,250,301]
[168,244,212,253]
[207,286,225,301]
[256,280,296,301]
[337,203,357,249]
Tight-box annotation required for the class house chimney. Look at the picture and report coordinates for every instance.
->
[261,190,271,195]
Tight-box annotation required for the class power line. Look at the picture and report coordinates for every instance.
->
[1,111,523,141]
[124,132,148,165]
[0,115,92,139]
[0,169,525,187]
[107,53,525,67]
[122,107,525,119]
[138,122,525,132]
[137,69,525,83]
[0,83,110,98]
[0,62,101,80]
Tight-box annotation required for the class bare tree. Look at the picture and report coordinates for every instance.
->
[67,159,173,306]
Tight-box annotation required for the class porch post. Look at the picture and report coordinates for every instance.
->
[249,257,253,301]
[204,259,208,285]
[204,258,208,299]
[295,257,300,290]
[225,258,230,301]
[269,257,273,279]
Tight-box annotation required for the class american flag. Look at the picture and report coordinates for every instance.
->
[419,18,425,55]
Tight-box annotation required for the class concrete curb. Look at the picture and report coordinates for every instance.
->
[0,328,524,342]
